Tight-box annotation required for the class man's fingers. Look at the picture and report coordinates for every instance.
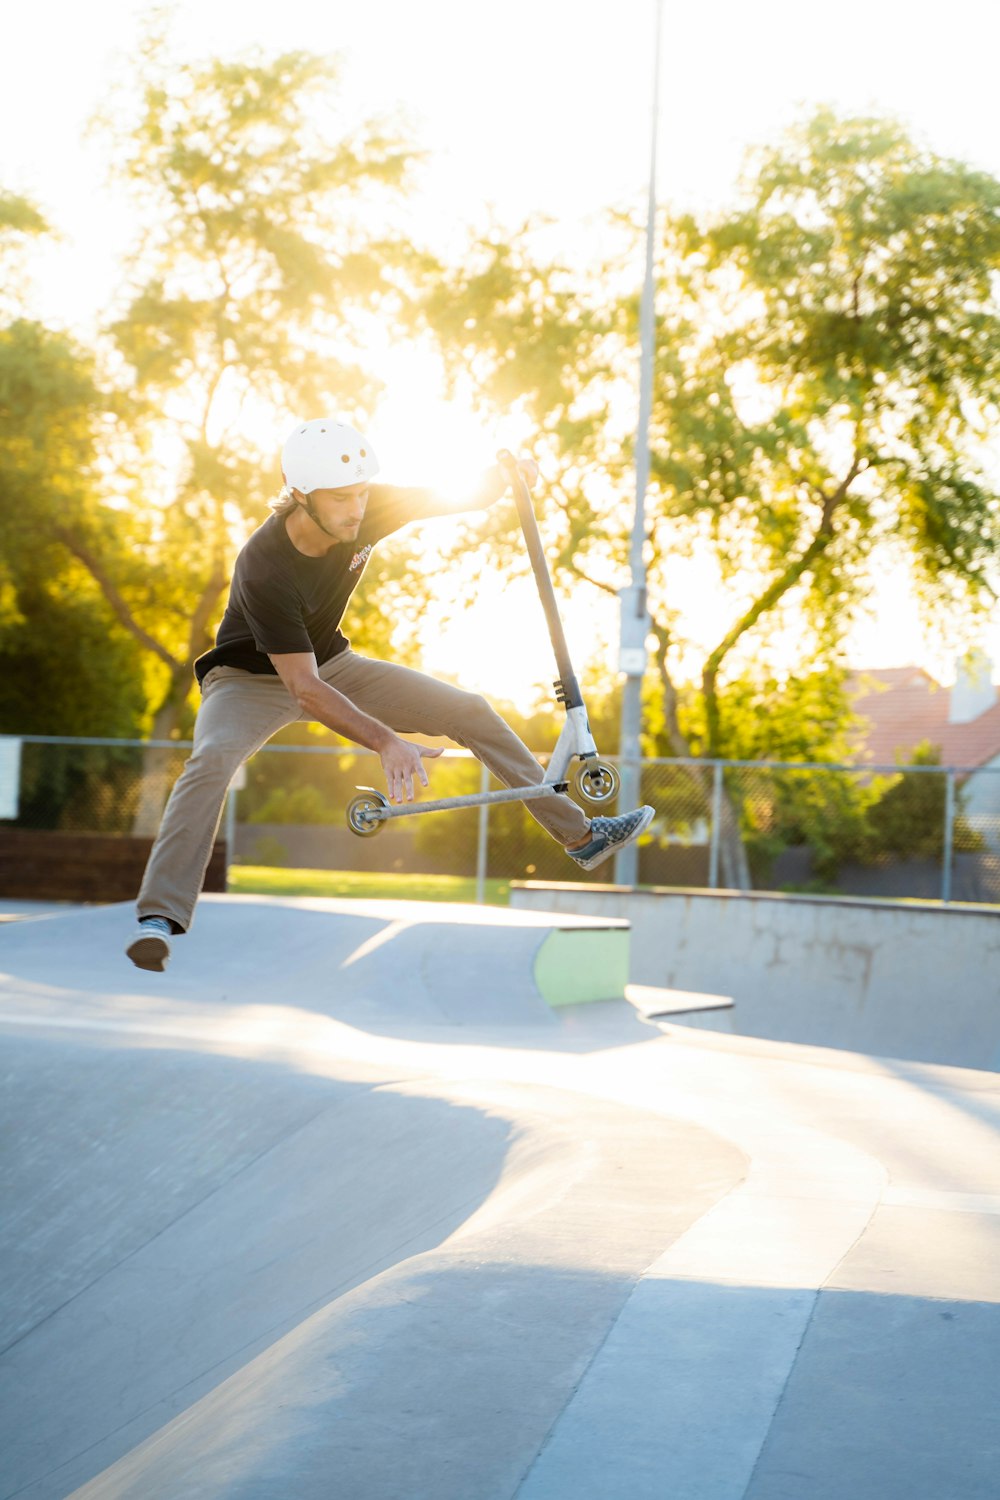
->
[383,742,441,803]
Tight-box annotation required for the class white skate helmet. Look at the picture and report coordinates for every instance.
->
[281,418,379,492]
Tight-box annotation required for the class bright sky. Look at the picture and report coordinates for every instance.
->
[3,0,1000,704]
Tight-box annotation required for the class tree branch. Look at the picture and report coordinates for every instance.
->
[649,615,696,761]
[565,557,620,598]
[701,454,863,755]
[184,565,229,664]
[52,525,182,672]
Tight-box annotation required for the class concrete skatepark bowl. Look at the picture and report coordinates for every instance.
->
[1,893,999,1499]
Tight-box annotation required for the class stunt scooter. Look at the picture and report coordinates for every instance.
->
[345,450,621,837]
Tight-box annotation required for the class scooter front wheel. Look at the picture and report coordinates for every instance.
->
[347,790,390,837]
[575,762,621,804]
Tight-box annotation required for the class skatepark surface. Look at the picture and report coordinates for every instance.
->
[1,894,999,1499]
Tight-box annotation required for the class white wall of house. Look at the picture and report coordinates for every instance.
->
[949,649,997,723]
[961,757,1000,853]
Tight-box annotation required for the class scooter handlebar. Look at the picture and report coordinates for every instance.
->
[496,449,534,503]
[495,449,583,709]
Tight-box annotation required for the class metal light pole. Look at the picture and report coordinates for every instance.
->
[614,0,663,885]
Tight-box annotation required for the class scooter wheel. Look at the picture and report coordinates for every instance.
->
[575,762,621,804]
[347,791,389,837]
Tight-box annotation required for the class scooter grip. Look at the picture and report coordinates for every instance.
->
[496,450,529,497]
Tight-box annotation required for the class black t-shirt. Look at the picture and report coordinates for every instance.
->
[194,484,448,684]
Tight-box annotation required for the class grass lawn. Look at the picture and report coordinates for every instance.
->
[227,865,512,906]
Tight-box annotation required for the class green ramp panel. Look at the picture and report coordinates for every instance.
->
[533,926,630,1008]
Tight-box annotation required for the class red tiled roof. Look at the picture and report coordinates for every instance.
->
[941,700,1000,768]
[847,668,1000,769]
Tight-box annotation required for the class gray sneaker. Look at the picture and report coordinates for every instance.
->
[126,916,173,972]
[566,805,655,871]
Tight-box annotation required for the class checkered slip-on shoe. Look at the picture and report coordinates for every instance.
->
[126,916,173,972]
[566,805,655,871]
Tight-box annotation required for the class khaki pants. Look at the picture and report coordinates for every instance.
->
[137,650,592,930]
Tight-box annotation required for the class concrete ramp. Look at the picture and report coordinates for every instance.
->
[0,898,741,1499]
[3,896,1000,1500]
[0,896,628,1032]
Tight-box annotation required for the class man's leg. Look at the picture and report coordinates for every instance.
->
[134,670,301,934]
[320,651,592,845]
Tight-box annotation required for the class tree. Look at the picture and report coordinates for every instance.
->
[421,110,1000,887]
[0,197,149,742]
[659,109,1000,754]
[73,34,432,828]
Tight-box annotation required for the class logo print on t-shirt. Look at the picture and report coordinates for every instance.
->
[349,543,373,573]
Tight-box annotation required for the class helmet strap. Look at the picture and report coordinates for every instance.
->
[296,492,342,540]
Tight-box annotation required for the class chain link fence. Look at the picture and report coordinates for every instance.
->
[4,734,1000,904]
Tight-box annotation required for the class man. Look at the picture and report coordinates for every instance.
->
[126,418,654,972]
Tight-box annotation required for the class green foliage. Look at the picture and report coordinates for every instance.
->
[11,741,149,833]
[862,742,983,860]
[737,740,985,888]
[0,575,147,737]
[0,313,149,738]
[738,763,883,886]
[247,835,290,867]
[674,663,858,763]
[78,34,434,743]
[427,107,1000,779]
[238,731,371,825]
[246,782,339,825]
[0,191,51,320]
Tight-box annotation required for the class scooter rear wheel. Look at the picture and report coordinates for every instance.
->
[347,791,390,837]
[575,762,621,804]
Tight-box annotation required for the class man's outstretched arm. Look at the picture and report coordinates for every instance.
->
[372,457,539,526]
[269,651,441,803]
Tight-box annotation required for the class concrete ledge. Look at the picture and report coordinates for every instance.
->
[512,879,1000,919]
[624,983,734,1019]
[511,883,1000,1070]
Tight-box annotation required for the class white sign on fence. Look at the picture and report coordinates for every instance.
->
[0,737,22,820]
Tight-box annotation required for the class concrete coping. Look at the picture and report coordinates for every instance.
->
[512,880,1000,919]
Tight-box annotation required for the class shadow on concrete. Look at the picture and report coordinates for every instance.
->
[0,999,743,1500]
[0,1033,511,1500]
[13,1266,1000,1500]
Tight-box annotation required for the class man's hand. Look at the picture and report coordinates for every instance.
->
[477,453,539,509]
[378,733,443,804]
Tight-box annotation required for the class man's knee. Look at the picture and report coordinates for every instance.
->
[182,741,244,784]
[454,690,499,729]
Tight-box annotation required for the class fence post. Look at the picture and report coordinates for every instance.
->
[708,761,723,890]
[941,770,955,905]
[224,785,238,889]
[475,761,490,905]
[223,763,247,890]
